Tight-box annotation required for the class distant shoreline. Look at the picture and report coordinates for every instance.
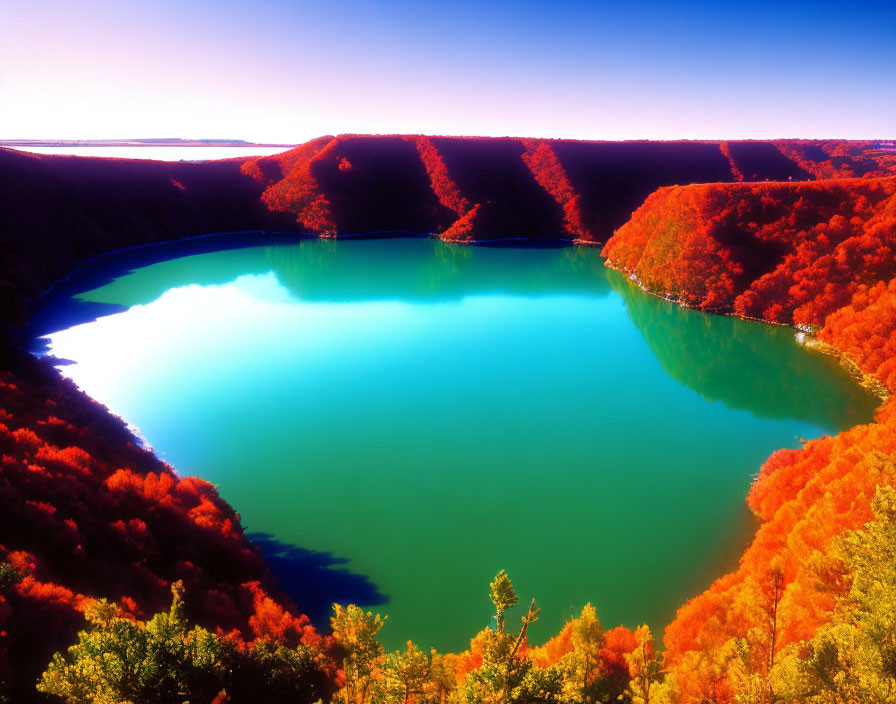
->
[0,139,297,148]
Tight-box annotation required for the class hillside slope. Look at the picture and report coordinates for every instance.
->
[244,136,896,244]
[0,350,327,702]
[602,175,896,701]
[0,147,288,314]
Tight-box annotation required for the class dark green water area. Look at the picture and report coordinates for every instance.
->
[33,237,879,651]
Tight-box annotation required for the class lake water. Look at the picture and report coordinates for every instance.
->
[34,237,879,651]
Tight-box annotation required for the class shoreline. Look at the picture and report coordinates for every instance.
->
[603,256,891,407]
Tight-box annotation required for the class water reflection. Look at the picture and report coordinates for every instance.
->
[608,270,880,432]
[30,238,612,343]
[262,239,610,303]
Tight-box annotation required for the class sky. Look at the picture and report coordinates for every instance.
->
[1,0,894,143]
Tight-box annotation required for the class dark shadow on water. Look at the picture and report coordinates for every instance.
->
[29,231,311,305]
[26,300,130,355]
[22,231,313,346]
[248,532,389,628]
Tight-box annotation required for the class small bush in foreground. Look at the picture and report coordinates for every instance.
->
[37,581,331,704]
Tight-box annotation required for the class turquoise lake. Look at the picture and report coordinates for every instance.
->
[35,237,879,651]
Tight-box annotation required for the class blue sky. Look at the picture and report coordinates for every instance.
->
[1,0,893,141]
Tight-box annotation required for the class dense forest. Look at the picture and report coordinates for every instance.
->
[1,137,896,702]
[602,177,896,325]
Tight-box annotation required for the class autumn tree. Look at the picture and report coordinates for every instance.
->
[38,582,210,704]
[625,625,663,704]
[332,603,388,704]
[428,650,459,704]
[456,571,560,704]
[37,582,330,704]
[375,640,432,704]
[245,638,332,704]
[556,604,606,704]
[769,485,896,703]
[0,563,20,593]
[490,570,519,634]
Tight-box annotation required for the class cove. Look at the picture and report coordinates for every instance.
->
[33,237,879,651]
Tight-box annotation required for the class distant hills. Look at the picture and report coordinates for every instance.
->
[2,135,895,322]
[241,135,896,241]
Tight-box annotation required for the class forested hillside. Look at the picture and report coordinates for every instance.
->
[603,175,896,701]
